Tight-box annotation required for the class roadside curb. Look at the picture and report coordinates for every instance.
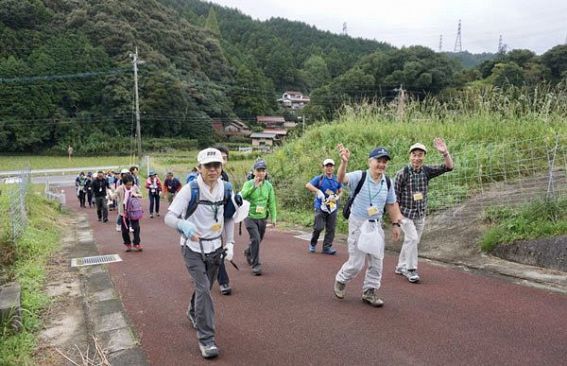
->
[71,215,149,365]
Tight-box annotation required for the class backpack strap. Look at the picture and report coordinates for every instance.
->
[316,174,325,189]
[351,171,367,203]
[385,176,391,191]
[185,181,234,220]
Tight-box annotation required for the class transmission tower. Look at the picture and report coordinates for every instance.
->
[453,19,462,52]
[498,35,504,53]
[342,22,348,36]
[439,35,443,52]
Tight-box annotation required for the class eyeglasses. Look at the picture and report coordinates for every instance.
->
[204,162,222,170]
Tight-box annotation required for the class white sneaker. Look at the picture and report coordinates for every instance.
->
[402,269,420,283]
[115,224,121,232]
[199,342,219,359]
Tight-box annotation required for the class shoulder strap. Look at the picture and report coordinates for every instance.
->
[185,181,200,219]
[317,175,325,189]
[385,176,391,191]
[351,171,367,201]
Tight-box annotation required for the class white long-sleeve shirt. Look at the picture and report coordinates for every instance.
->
[164,175,235,254]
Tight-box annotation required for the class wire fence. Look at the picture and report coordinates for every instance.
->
[426,133,566,218]
[8,169,31,244]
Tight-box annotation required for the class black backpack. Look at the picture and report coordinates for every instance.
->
[342,172,391,220]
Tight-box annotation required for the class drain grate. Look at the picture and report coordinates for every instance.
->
[71,254,122,267]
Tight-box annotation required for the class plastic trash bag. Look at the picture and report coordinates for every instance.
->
[357,220,384,258]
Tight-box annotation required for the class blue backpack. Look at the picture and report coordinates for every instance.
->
[184,180,241,220]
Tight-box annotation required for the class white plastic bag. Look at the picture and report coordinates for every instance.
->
[357,220,385,258]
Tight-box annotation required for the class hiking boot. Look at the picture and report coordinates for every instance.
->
[124,244,132,252]
[334,281,346,299]
[134,244,143,252]
[402,269,420,283]
[308,244,316,253]
[244,248,253,266]
[252,265,262,276]
[362,288,384,307]
[220,284,232,295]
[186,309,196,329]
[322,247,337,255]
[199,342,219,359]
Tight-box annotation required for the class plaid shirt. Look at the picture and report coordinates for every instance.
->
[395,164,452,219]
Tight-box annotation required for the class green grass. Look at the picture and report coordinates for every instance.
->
[0,187,62,366]
[0,155,134,171]
[480,198,567,252]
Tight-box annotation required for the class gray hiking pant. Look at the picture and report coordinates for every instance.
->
[182,245,222,346]
[245,218,267,267]
[310,209,338,248]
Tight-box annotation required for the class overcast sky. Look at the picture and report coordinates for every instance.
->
[208,0,566,54]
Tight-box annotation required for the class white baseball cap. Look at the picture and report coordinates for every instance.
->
[197,148,224,165]
[409,143,427,154]
[322,158,335,166]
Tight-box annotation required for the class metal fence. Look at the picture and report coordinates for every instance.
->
[7,169,31,244]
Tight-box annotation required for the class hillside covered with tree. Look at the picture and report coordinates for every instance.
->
[0,0,565,154]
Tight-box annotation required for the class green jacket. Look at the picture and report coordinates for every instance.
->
[240,179,277,223]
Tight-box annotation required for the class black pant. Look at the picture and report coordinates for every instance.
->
[95,196,108,221]
[78,190,86,207]
[149,193,160,215]
[121,216,140,245]
[87,190,93,207]
[245,218,267,267]
[310,209,338,248]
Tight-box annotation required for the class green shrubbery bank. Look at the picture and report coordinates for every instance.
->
[268,87,566,237]
[0,188,61,365]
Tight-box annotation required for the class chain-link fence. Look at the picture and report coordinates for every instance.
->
[7,169,31,244]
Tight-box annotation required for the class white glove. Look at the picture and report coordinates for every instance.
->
[316,190,325,200]
[225,243,234,261]
[177,220,197,238]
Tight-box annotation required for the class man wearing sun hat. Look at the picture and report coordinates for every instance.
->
[394,138,454,283]
[333,144,403,307]
[164,147,237,359]
[305,158,342,254]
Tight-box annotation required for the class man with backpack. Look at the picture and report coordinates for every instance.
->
[214,145,233,296]
[394,138,453,283]
[333,144,403,307]
[92,171,110,223]
[163,171,182,204]
[305,158,342,255]
[240,160,277,276]
[164,148,237,359]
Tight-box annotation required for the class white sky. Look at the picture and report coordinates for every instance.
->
[208,0,566,54]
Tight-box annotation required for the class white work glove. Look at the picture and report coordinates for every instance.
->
[316,190,325,200]
[177,220,197,238]
[225,243,234,261]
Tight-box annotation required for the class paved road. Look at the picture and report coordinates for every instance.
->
[64,189,567,366]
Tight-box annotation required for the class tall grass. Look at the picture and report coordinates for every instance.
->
[0,187,62,365]
[267,86,567,228]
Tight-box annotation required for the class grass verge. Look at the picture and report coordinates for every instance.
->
[0,187,63,366]
[481,197,567,252]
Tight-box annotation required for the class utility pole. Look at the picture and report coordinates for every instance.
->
[454,19,462,52]
[439,35,443,52]
[129,47,144,161]
[342,22,348,36]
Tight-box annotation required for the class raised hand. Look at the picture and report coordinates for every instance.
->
[433,137,448,154]
[337,144,350,163]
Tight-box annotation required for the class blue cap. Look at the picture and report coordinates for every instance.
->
[149,170,156,176]
[254,160,267,170]
[368,147,391,160]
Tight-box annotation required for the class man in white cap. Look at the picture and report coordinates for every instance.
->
[164,148,236,359]
[305,158,342,254]
[394,138,453,283]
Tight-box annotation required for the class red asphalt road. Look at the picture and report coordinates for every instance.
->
[64,190,567,366]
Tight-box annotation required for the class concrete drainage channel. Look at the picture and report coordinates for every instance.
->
[38,215,149,365]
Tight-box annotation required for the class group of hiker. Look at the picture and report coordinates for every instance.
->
[73,138,453,360]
